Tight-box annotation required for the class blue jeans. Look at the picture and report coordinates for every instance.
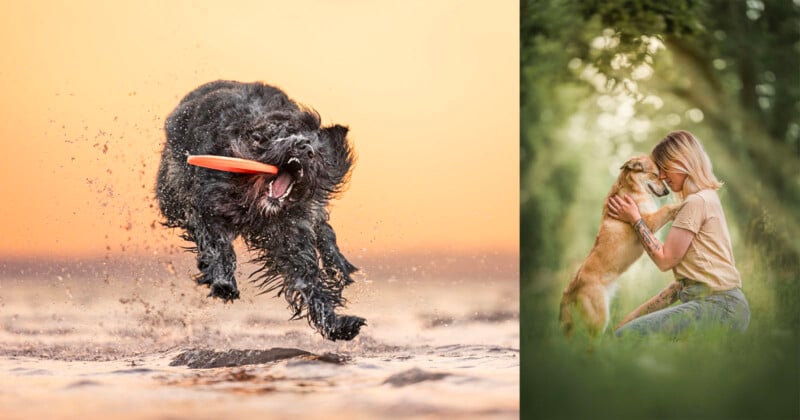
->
[616,280,751,338]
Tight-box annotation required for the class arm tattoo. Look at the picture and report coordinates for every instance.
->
[641,282,681,314]
[616,282,681,329]
[633,218,662,256]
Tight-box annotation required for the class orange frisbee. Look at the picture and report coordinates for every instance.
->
[187,155,279,174]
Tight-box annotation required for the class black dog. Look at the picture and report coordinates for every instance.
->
[156,80,365,341]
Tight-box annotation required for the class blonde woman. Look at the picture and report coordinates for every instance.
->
[607,130,750,337]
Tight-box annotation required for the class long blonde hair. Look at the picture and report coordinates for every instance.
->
[651,130,722,199]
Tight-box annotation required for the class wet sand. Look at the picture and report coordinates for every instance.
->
[0,254,518,419]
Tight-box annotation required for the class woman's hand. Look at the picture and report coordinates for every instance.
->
[607,194,641,224]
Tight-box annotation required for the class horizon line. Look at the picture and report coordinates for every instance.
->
[0,249,519,281]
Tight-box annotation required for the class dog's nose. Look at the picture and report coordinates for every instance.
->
[299,143,315,158]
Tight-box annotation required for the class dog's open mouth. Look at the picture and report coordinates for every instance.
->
[268,157,303,201]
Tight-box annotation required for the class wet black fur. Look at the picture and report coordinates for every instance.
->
[156,80,365,341]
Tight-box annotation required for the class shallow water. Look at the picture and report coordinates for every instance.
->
[0,256,518,419]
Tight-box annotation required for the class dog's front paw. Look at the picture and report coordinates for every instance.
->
[666,203,681,219]
[326,315,366,341]
[209,281,240,302]
[193,272,240,302]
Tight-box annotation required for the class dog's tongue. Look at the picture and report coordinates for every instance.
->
[271,172,293,198]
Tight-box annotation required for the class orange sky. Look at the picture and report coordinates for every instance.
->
[0,1,518,259]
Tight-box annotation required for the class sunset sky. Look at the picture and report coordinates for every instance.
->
[0,1,518,259]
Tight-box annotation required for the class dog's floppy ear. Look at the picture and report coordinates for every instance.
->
[321,124,355,187]
[323,124,349,144]
[620,158,645,172]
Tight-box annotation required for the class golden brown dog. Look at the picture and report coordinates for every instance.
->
[559,155,679,336]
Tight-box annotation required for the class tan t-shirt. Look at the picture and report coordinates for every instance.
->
[671,189,742,291]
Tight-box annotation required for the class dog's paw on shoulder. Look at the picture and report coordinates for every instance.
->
[325,315,366,341]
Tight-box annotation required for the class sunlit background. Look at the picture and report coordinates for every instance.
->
[0,4,520,417]
[521,1,799,418]
[0,1,518,266]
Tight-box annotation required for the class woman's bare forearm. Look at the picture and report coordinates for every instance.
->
[632,219,694,272]
[633,218,664,259]
[616,281,682,330]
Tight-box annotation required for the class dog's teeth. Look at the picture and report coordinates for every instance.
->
[267,178,294,201]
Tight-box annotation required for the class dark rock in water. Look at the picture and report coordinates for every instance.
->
[468,310,518,323]
[383,368,450,387]
[64,379,102,389]
[287,352,351,366]
[10,368,52,376]
[170,348,347,369]
[422,310,519,328]
[110,368,156,375]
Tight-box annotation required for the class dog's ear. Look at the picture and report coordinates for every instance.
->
[323,124,349,144]
[321,124,355,186]
[620,158,645,172]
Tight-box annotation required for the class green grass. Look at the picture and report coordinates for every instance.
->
[521,253,800,420]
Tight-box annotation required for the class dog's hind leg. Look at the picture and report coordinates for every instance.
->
[297,285,366,341]
[576,284,609,336]
[315,219,358,287]
[280,250,365,341]
[251,222,365,341]
[184,214,240,302]
[559,290,576,336]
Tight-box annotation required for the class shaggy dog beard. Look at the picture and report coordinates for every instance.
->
[155,80,365,341]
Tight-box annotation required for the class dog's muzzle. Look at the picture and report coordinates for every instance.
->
[648,181,669,197]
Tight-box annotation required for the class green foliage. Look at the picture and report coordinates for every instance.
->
[521,1,800,418]
[583,0,706,36]
[522,307,800,419]
[580,0,706,87]
[521,0,586,275]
